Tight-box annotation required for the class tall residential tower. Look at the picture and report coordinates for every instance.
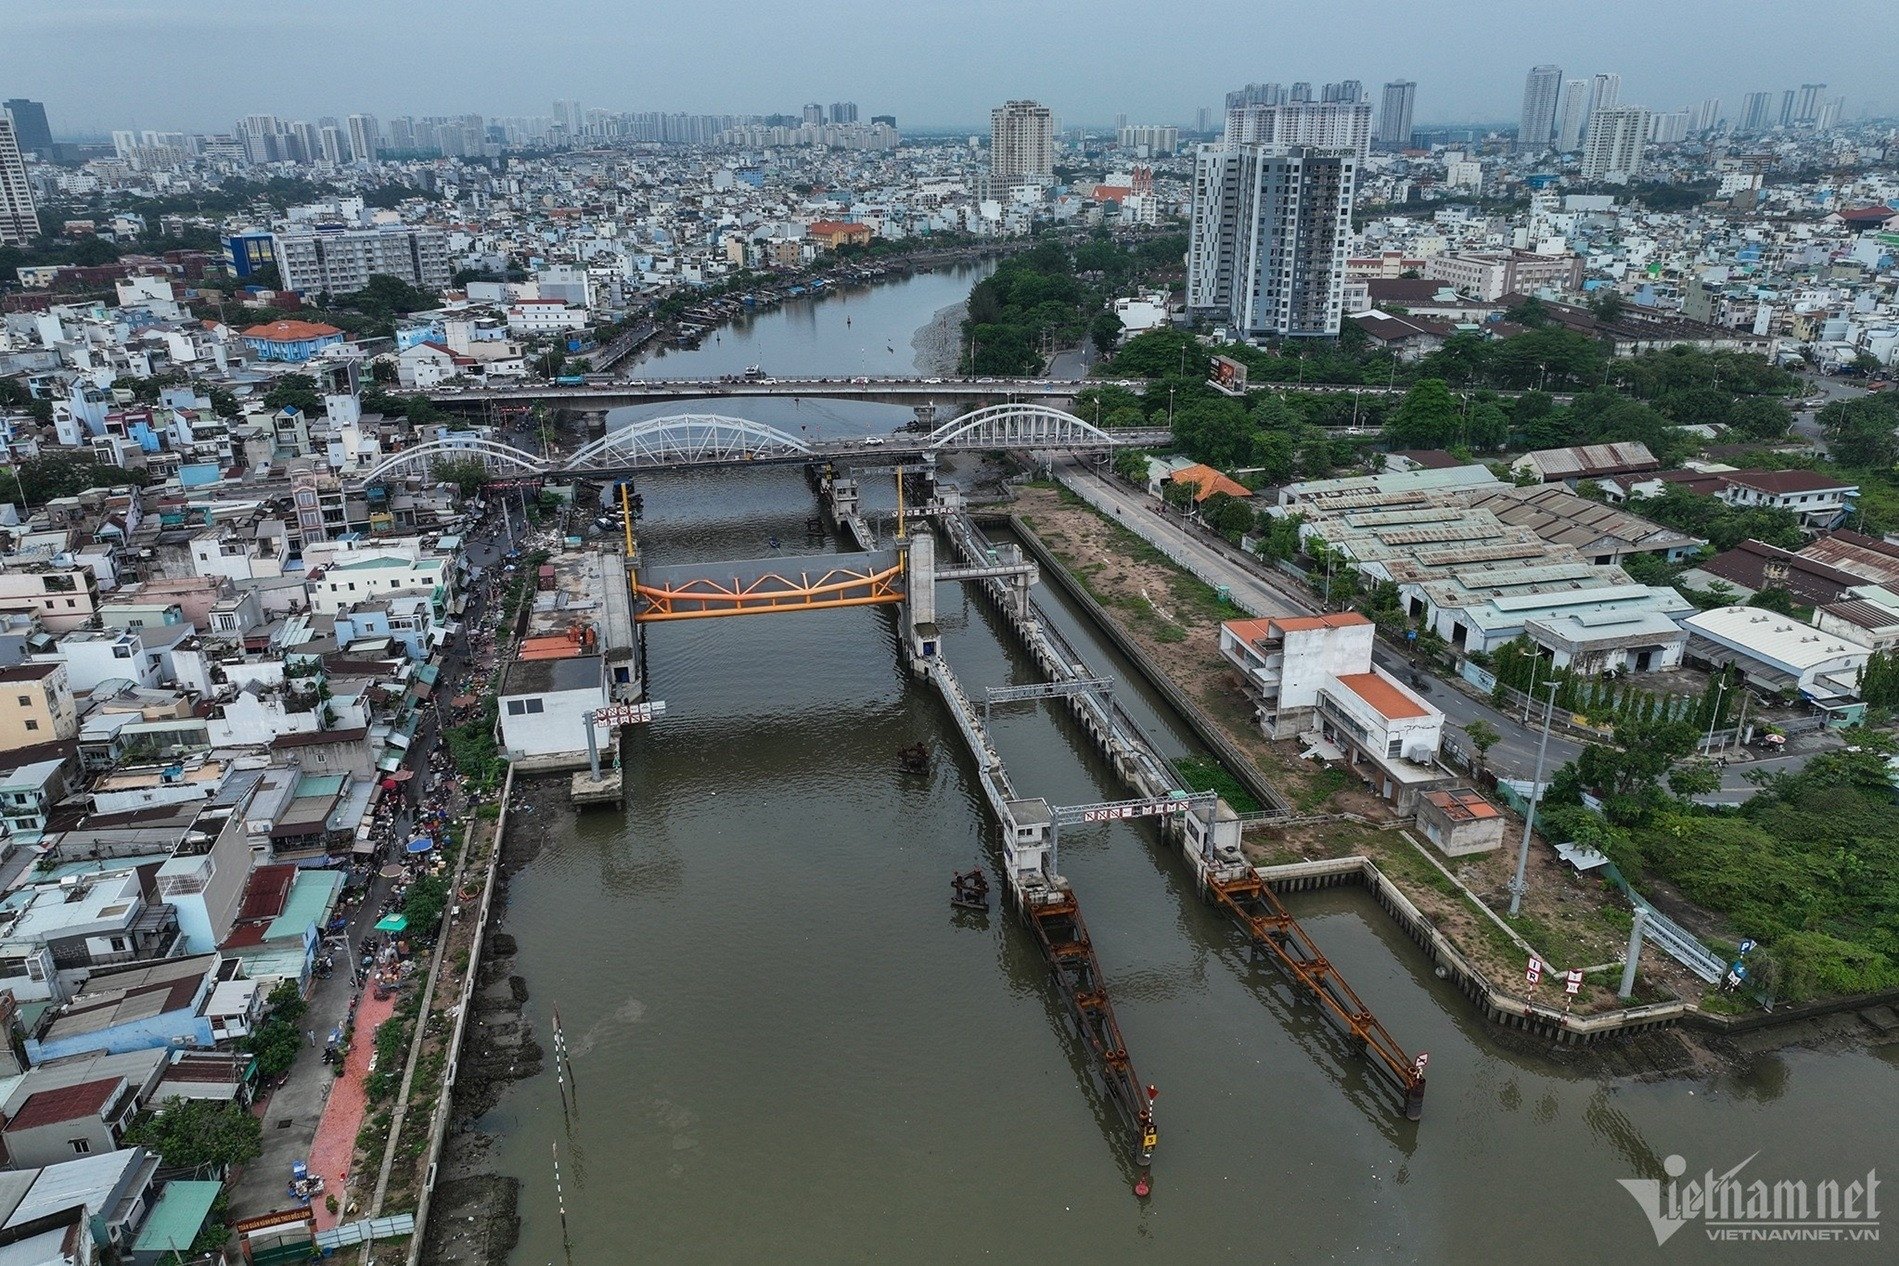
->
[1376,81,1416,149]
[1519,65,1563,149]
[0,117,41,246]
[990,100,1054,184]
[1188,143,1357,338]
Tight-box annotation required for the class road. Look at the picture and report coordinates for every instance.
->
[1788,370,1869,450]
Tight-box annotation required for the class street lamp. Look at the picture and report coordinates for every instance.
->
[1704,670,1730,755]
[1508,679,1561,918]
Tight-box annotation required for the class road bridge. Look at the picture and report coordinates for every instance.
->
[427,375,1124,411]
[349,404,1169,487]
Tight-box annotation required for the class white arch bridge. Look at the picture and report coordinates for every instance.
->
[348,404,1168,486]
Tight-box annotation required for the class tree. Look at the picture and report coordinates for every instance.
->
[1666,760,1723,799]
[125,1098,262,1172]
[262,373,321,416]
[12,453,149,507]
[205,386,241,418]
[1113,448,1149,484]
[1463,720,1500,772]
[533,348,568,379]
[1090,310,1124,356]
[1383,378,1461,449]
[1817,397,1899,470]
[433,457,493,498]
[1589,289,1626,321]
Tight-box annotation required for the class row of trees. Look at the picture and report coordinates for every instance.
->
[962,233,1186,376]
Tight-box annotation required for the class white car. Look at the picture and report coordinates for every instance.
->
[863,436,886,446]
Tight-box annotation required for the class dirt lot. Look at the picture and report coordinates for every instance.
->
[1011,485,1704,1014]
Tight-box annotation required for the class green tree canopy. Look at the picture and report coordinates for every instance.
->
[126,1098,262,1172]
[1383,378,1461,449]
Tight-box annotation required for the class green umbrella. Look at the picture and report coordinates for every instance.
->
[374,914,409,933]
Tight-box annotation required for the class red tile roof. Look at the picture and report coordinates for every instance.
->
[241,319,344,342]
[4,1077,120,1132]
[1333,671,1430,720]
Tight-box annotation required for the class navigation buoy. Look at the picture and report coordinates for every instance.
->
[1134,1175,1151,1198]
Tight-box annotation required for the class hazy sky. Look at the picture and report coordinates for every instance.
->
[7,0,1893,135]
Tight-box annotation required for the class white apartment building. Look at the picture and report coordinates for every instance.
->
[271,225,452,296]
[1116,125,1179,156]
[1582,106,1650,181]
[306,552,449,616]
[990,100,1054,184]
[1519,66,1563,150]
[504,299,588,335]
[1223,101,1371,160]
[1189,144,1357,338]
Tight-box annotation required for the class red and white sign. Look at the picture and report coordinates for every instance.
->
[595,701,667,727]
[1081,801,1187,823]
[1563,969,1585,995]
[1525,956,1543,984]
[1412,1053,1429,1078]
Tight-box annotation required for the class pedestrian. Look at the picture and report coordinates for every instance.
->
[308,1029,317,1047]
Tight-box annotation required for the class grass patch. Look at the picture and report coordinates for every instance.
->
[1293,766,1351,811]
[1173,756,1262,813]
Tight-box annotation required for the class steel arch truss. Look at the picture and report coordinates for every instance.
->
[563,414,814,472]
[927,403,1117,451]
[354,438,547,486]
[634,554,905,621]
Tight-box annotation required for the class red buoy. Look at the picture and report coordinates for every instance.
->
[1134,1175,1151,1198]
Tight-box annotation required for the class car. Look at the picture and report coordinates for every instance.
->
[863,436,887,446]
[850,375,870,385]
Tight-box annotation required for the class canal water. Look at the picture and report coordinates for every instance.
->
[478,270,1895,1264]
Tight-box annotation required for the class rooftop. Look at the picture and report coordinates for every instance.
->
[1332,671,1430,720]
[240,320,343,342]
[3,1077,120,1133]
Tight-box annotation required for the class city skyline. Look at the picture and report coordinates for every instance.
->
[4,0,1894,135]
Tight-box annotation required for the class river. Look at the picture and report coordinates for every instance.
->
[475,267,1896,1264]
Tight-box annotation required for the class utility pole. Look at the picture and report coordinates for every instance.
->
[1704,670,1730,755]
[1508,679,1560,917]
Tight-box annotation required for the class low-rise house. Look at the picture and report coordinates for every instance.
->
[0,865,183,1005]
[1811,586,1899,652]
[1416,789,1507,857]
[1715,470,1857,532]
[0,664,78,756]
[0,1147,161,1261]
[23,955,221,1064]
[0,1075,141,1170]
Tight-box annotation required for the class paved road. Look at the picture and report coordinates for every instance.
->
[1788,371,1868,450]
[1050,457,1589,778]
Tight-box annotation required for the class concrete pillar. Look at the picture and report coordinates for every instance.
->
[1618,907,1648,999]
[905,529,938,669]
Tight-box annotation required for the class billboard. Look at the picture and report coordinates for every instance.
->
[1209,354,1248,395]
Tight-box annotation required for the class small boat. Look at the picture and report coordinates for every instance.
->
[951,868,990,911]
[896,742,930,775]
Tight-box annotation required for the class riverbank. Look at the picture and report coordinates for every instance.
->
[1004,483,1899,1064]
[418,779,559,1265]
[911,298,965,378]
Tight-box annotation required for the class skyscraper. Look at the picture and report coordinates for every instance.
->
[0,118,41,246]
[989,100,1054,183]
[1224,100,1371,159]
[1188,143,1358,339]
[1288,82,1313,103]
[1376,81,1416,149]
[1793,83,1825,124]
[1557,79,1591,150]
[347,114,379,163]
[802,103,824,126]
[1588,73,1621,120]
[1694,98,1721,134]
[1777,89,1796,127]
[1,100,52,159]
[1519,65,1563,149]
[1323,80,1364,104]
[1226,83,1283,109]
[1582,106,1649,181]
[1740,92,1773,133]
[829,101,858,124]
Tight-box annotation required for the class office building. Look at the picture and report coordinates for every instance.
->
[1794,83,1825,124]
[347,114,379,163]
[1188,143,1357,339]
[1519,65,1563,149]
[2,99,52,159]
[0,118,40,246]
[1557,79,1590,149]
[271,225,452,296]
[1581,105,1649,181]
[1376,81,1416,149]
[990,99,1054,183]
[1224,100,1371,159]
